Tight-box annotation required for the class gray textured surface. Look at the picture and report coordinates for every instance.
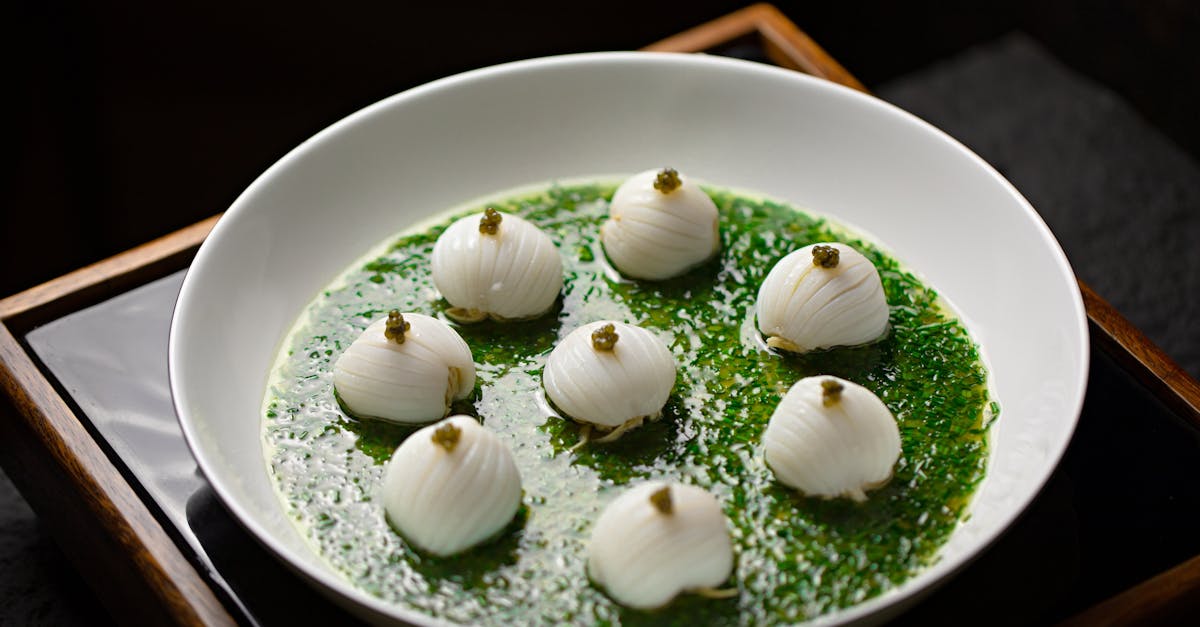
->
[0,472,110,625]
[878,33,1200,379]
[2,31,1198,623]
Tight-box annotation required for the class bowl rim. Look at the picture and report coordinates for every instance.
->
[169,50,1089,625]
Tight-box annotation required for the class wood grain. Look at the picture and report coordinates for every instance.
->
[0,322,234,625]
[645,3,867,92]
[0,215,219,333]
[0,208,224,625]
[0,4,1195,626]
[1082,281,1200,426]
[1059,553,1200,626]
[654,7,1200,625]
[652,4,1200,429]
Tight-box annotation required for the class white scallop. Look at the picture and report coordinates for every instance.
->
[756,242,890,353]
[600,168,720,280]
[587,481,734,610]
[430,210,563,322]
[763,375,901,501]
[332,313,475,424]
[382,415,522,556]
[542,320,676,430]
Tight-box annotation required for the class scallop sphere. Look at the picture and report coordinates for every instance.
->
[587,481,734,609]
[332,311,475,424]
[600,168,721,280]
[383,415,522,556]
[431,208,563,322]
[763,375,900,501]
[542,320,676,431]
[756,242,889,353]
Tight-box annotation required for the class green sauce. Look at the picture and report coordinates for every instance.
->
[263,183,994,625]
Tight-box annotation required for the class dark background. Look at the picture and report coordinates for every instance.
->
[6,1,1200,624]
[10,0,1200,298]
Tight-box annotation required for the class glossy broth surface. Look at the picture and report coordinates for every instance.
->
[263,183,994,625]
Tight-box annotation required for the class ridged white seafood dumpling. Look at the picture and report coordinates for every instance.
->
[542,321,676,441]
[587,481,735,610]
[333,311,475,424]
[756,242,889,353]
[600,168,721,280]
[763,376,900,502]
[382,415,522,556]
[431,208,563,322]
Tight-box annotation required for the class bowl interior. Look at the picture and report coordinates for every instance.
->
[169,52,1087,624]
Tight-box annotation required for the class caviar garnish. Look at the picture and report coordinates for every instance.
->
[384,310,411,344]
[479,208,503,234]
[265,183,994,625]
[653,168,682,194]
[591,323,619,351]
[812,245,840,268]
[432,422,462,452]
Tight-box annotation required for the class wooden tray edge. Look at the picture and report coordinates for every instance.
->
[0,215,220,331]
[1059,553,1200,626]
[649,5,1200,626]
[1081,281,1200,424]
[645,3,867,93]
[649,5,1200,429]
[0,4,1195,625]
[0,214,229,625]
[0,321,233,626]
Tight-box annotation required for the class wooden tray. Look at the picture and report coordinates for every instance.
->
[2,4,1197,625]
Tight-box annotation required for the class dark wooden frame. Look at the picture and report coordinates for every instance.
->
[1,4,1196,625]
[0,217,230,626]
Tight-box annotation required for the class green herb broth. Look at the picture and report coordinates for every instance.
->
[263,181,995,625]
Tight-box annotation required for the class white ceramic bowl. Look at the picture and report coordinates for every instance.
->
[169,52,1088,625]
